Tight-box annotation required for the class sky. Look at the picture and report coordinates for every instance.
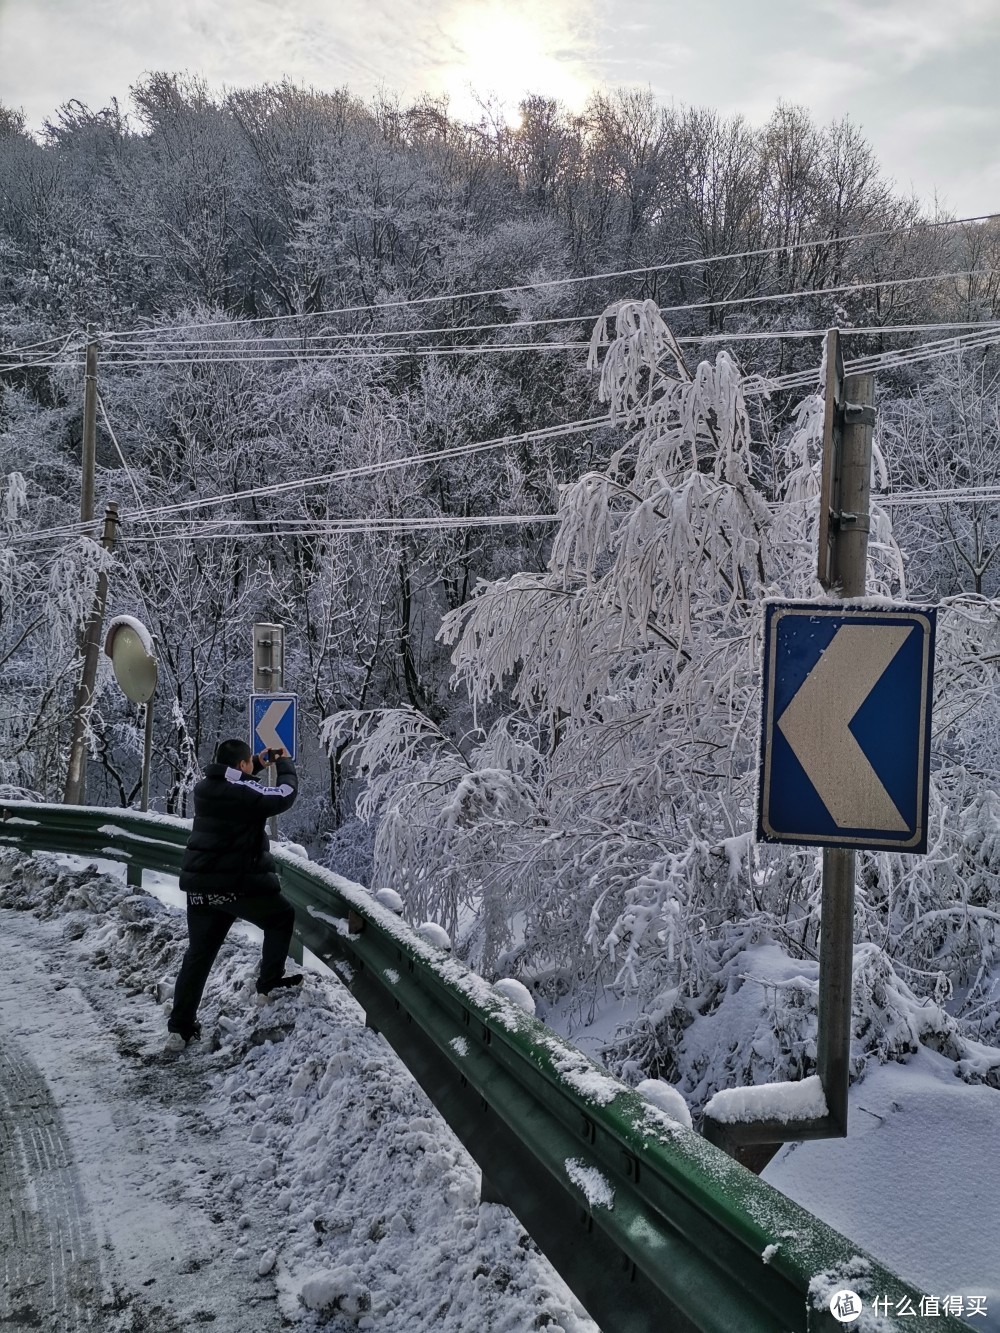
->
[1,0,1000,217]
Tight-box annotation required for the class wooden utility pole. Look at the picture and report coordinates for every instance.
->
[141,700,154,813]
[702,331,878,1170]
[816,351,876,1133]
[80,325,99,523]
[64,503,119,805]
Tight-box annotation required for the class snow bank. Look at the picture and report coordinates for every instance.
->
[765,1049,1000,1324]
[705,1073,827,1125]
[0,851,597,1333]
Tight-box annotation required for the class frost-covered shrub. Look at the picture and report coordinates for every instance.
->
[326,300,1000,1088]
[602,938,1000,1113]
[326,301,818,995]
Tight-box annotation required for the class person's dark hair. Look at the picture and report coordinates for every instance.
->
[215,738,252,768]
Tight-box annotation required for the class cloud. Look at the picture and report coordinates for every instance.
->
[1,0,998,217]
[814,0,1000,69]
[0,0,605,129]
[425,0,601,117]
[716,50,874,124]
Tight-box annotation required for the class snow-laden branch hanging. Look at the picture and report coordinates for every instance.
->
[326,301,811,999]
[443,300,773,715]
[322,300,1000,1103]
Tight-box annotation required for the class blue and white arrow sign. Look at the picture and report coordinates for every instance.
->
[758,602,935,852]
[250,693,298,761]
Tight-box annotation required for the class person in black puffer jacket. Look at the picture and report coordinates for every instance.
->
[165,738,301,1050]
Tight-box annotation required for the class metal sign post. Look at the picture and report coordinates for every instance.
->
[706,341,909,1170]
[252,623,286,837]
[816,360,876,1136]
[253,623,284,693]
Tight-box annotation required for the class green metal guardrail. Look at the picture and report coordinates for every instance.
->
[0,801,965,1333]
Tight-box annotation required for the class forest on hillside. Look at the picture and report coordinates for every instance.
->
[2,75,1000,1103]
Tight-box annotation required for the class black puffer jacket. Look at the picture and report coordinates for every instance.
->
[179,756,298,897]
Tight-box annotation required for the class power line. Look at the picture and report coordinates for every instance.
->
[0,328,85,360]
[14,321,1000,551]
[103,209,1000,341]
[875,487,1000,508]
[18,322,1000,547]
[57,270,1000,373]
[8,299,1000,380]
[656,269,998,321]
[141,416,609,522]
[89,342,592,368]
[116,513,561,543]
[100,310,599,352]
[96,313,1000,361]
[0,331,87,371]
[7,415,614,547]
[35,482,1000,555]
[18,297,1000,376]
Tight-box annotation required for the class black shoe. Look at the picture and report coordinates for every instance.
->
[163,1022,201,1055]
[255,974,303,998]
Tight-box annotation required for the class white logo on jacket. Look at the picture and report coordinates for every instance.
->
[224,767,294,798]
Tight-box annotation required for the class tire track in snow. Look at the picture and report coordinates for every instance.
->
[0,1037,102,1330]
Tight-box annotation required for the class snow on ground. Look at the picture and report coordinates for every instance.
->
[763,1049,1000,1328]
[7,845,998,1332]
[0,850,596,1333]
[548,953,1000,1330]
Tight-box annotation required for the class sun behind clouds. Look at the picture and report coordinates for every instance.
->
[435,0,595,121]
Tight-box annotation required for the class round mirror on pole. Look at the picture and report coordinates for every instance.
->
[104,616,157,812]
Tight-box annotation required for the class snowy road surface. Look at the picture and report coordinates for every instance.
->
[0,852,596,1332]
[5,847,999,1332]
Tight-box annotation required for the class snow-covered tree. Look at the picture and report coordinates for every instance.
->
[325,300,795,983]
[326,301,1000,1102]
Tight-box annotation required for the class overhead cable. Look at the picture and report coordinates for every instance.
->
[6,414,613,546]
[104,208,1000,340]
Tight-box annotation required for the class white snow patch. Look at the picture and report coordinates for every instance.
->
[705,1073,827,1124]
[375,888,405,914]
[273,839,309,860]
[542,1039,621,1106]
[105,613,155,656]
[564,1158,615,1210]
[415,921,452,951]
[493,978,535,1015]
[634,1079,692,1129]
[449,1036,469,1057]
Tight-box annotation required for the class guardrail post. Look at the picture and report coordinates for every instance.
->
[479,1173,504,1205]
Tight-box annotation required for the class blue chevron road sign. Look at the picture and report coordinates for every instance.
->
[758,602,936,853]
[250,693,298,761]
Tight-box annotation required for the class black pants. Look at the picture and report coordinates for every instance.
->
[168,893,296,1038]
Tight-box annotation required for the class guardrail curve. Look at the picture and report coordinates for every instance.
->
[0,801,960,1333]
